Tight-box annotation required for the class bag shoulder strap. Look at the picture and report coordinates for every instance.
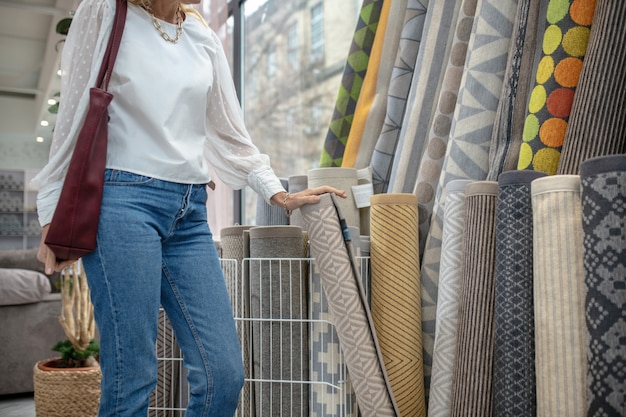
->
[95,0,128,91]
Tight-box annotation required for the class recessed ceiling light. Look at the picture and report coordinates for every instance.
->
[47,99,57,105]
[36,137,45,143]
[40,120,49,127]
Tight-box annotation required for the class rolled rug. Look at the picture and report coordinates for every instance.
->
[310,255,358,417]
[307,167,360,233]
[531,175,587,417]
[370,193,425,417]
[288,174,308,229]
[517,0,598,175]
[220,225,254,417]
[369,0,429,194]
[556,0,626,175]
[419,0,519,394]
[255,178,289,226]
[449,181,498,417]
[319,0,384,167]
[486,0,543,180]
[579,155,626,416]
[493,170,547,417]
[301,193,400,417]
[248,226,309,417]
[428,179,472,417]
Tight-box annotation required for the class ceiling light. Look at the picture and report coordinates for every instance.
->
[36,137,45,143]
[40,120,49,127]
[48,99,57,105]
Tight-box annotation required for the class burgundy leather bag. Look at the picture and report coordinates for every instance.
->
[45,0,127,262]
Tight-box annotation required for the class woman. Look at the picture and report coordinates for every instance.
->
[32,0,346,415]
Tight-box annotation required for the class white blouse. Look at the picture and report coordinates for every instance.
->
[32,0,285,226]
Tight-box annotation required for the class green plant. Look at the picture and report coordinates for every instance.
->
[51,260,99,368]
[51,339,99,368]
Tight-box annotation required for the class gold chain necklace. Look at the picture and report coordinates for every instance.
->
[151,8,183,43]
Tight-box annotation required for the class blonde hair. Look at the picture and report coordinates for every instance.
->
[127,0,208,27]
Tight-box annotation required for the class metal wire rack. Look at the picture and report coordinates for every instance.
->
[149,256,370,417]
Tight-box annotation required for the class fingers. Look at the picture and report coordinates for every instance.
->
[303,186,348,198]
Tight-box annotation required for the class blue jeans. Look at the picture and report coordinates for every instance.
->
[82,170,244,417]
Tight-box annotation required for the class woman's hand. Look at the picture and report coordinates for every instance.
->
[270,186,347,215]
[37,224,76,274]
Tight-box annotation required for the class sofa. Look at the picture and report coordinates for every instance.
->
[0,248,66,395]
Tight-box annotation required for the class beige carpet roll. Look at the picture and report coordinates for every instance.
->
[370,193,425,417]
[531,175,587,417]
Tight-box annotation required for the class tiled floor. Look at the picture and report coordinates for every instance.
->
[0,394,35,417]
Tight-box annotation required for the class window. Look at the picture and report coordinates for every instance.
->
[310,3,324,63]
[287,23,298,70]
[198,0,357,228]
[266,43,276,79]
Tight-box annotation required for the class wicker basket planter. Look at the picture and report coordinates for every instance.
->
[33,358,101,417]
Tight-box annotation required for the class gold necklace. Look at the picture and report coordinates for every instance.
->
[151,8,183,43]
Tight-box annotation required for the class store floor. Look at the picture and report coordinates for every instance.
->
[0,393,35,417]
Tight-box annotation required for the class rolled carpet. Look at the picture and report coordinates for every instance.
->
[492,170,546,417]
[579,155,626,416]
[301,193,400,417]
[531,175,587,417]
[556,0,626,175]
[449,181,498,417]
[220,225,254,417]
[248,226,309,417]
[428,179,472,417]
[307,167,360,233]
[370,193,425,417]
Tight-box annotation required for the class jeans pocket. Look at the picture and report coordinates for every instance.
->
[104,169,156,186]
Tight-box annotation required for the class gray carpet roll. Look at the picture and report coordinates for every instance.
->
[248,226,309,417]
[287,174,308,229]
[493,170,546,417]
[255,178,290,226]
[556,0,626,175]
[579,155,626,416]
[449,181,498,417]
[220,225,254,417]
[531,175,587,417]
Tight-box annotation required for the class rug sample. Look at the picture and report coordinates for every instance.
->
[427,179,471,417]
[369,0,429,194]
[531,175,587,417]
[410,0,477,259]
[579,155,626,416]
[342,0,400,169]
[287,175,308,229]
[301,193,400,417]
[255,178,289,226]
[388,0,463,195]
[418,0,519,396]
[449,181,498,417]
[307,167,360,233]
[248,226,309,417]
[220,225,254,417]
[517,0,598,175]
[370,193,426,417]
[486,0,543,180]
[556,0,626,174]
[319,0,384,167]
[492,170,546,417]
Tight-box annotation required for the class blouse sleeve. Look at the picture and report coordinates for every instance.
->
[202,30,285,204]
[31,0,115,226]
